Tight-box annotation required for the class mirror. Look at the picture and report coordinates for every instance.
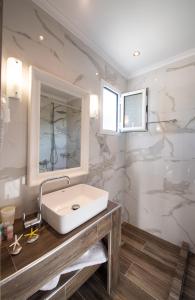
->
[28,66,89,186]
[40,84,81,172]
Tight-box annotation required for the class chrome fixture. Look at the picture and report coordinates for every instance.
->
[22,212,42,230]
[38,175,70,214]
[23,175,70,229]
[148,119,177,124]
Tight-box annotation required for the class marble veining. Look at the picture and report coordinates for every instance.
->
[73,74,84,85]
[1,0,126,220]
[64,32,103,77]
[5,26,62,65]
[34,8,65,46]
[165,92,176,112]
[1,0,195,253]
[12,35,24,51]
[166,61,195,72]
[125,56,195,252]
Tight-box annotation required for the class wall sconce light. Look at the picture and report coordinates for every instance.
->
[90,94,99,118]
[6,57,22,100]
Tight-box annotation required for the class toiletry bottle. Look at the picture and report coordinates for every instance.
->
[0,223,3,245]
[7,224,14,241]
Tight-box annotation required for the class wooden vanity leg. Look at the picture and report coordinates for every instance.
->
[107,207,121,295]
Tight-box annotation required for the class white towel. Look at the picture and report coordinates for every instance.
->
[40,241,107,291]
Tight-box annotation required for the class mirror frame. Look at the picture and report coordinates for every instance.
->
[27,66,89,186]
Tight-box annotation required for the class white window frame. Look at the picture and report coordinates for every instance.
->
[100,80,120,135]
[100,81,148,134]
[120,88,148,132]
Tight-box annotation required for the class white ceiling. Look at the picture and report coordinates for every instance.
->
[33,0,195,78]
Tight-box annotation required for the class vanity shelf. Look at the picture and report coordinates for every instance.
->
[29,264,101,300]
[0,201,121,300]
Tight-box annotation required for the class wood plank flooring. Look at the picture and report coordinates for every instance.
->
[182,253,195,300]
[70,222,194,300]
[168,242,189,300]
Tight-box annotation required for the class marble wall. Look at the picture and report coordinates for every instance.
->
[125,55,195,252]
[1,0,194,252]
[0,0,127,217]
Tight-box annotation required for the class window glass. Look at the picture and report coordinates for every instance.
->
[121,89,147,132]
[102,87,118,132]
[123,93,142,128]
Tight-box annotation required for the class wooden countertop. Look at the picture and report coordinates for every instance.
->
[0,200,120,283]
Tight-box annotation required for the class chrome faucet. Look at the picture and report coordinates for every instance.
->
[23,175,70,229]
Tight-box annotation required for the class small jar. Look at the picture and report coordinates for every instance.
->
[6,224,14,241]
[1,206,15,225]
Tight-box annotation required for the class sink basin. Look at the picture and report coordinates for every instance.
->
[41,184,109,234]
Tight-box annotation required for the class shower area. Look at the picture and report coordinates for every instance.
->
[39,85,81,173]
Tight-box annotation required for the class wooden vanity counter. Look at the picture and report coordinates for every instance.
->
[0,201,121,300]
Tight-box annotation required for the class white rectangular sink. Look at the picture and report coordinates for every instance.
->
[41,184,109,234]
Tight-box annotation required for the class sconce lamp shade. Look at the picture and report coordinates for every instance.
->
[90,94,99,118]
[6,57,22,100]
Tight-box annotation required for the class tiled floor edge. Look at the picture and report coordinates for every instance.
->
[168,241,189,300]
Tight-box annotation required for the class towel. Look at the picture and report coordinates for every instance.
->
[40,241,107,291]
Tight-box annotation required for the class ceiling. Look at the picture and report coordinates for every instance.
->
[33,0,195,78]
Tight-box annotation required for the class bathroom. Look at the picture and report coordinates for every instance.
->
[0,0,195,299]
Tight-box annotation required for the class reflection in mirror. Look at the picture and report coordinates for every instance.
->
[39,84,81,172]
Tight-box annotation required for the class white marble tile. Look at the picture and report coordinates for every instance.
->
[0,0,126,219]
[1,0,195,252]
[126,55,195,251]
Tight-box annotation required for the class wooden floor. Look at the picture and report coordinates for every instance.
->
[183,253,195,300]
[70,222,195,300]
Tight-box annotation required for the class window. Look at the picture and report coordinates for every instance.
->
[120,89,148,132]
[100,80,148,134]
[100,81,120,134]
